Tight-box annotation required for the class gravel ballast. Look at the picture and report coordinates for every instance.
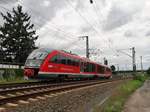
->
[8,80,126,112]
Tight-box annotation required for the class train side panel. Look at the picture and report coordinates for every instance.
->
[24,49,112,79]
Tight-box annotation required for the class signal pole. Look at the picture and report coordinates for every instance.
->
[104,57,108,65]
[117,64,119,72]
[132,47,136,73]
[86,36,89,58]
[80,36,89,58]
[117,47,136,73]
[140,56,143,72]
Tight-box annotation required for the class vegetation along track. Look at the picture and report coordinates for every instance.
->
[0,77,132,107]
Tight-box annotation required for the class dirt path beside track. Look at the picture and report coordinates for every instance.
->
[123,79,150,112]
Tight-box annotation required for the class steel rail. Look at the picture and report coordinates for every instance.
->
[0,77,132,106]
[0,79,110,94]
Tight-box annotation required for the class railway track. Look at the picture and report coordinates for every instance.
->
[0,80,85,91]
[0,77,132,108]
[0,77,119,90]
[0,81,55,90]
[0,75,131,90]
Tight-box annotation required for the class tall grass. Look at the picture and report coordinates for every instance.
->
[93,74,148,112]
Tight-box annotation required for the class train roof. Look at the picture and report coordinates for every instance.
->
[36,48,54,53]
[58,50,82,59]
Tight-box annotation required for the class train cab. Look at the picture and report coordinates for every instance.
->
[24,48,50,78]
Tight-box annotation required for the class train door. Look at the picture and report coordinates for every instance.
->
[48,54,60,72]
[80,61,84,72]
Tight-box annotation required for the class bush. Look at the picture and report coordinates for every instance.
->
[147,67,150,75]
[0,68,23,81]
[134,74,147,82]
[15,69,24,77]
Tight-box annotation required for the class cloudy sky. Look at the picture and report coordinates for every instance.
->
[0,0,150,70]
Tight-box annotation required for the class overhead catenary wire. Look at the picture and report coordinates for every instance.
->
[90,0,120,54]
[0,5,83,53]
[65,0,119,55]
[17,0,78,41]
[0,1,141,68]
[0,5,72,50]
[1,1,117,59]
[0,5,12,12]
[16,0,101,52]
[16,0,105,52]
[65,0,107,42]
[0,3,79,47]
[18,0,111,51]
[90,0,102,27]
[0,0,10,4]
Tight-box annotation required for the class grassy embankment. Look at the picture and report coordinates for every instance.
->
[93,74,148,112]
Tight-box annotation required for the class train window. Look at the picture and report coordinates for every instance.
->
[69,58,77,66]
[85,63,95,72]
[69,59,73,65]
[57,56,80,67]
[75,60,80,66]
[61,57,66,64]
[106,68,110,72]
[61,59,66,64]
[80,62,84,72]
[72,60,75,66]
[73,59,79,67]
[67,59,71,65]
[84,62,89,72]
[88,63,92,72]
[50,55,58,63]
[92,64,96,72]
[70,58,75,66]
[97,65,105,74]
[28,50,48,60]
[83,63,86,72]
[59,55,67,65]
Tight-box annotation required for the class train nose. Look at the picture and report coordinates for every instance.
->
[24,69,34,77]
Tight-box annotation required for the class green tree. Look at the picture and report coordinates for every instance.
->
[0,5,38,64]
[0,47,3,62]
[110,65,116,73]
[147,67,150,75]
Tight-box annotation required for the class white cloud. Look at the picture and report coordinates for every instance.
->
[102,0,145,31]
[0,0,150,70]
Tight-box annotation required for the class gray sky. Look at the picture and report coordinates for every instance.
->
[0,0,150,70]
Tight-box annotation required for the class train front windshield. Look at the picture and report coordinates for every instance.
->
[25,49,49,67]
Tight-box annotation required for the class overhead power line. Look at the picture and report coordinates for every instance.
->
[65,0,118,53]
[0,5,83,51]
[1,1,117,57]
[65,0,105,39]
[17,1,78,40]
[90,0,102,27]
[89,0,119,54]
[17,1,86,51]
[0,5,12,12]
[0,6,71,49]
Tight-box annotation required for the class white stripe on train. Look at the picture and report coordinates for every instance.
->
[38,71,108,77]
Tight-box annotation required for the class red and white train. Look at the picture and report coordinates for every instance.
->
[24,48,112,79]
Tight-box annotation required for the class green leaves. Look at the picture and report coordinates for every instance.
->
[0,5,38,63]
